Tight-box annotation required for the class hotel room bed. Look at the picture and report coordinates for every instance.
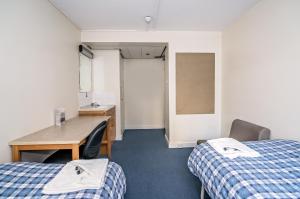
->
[0,161,126,199]
[188,140,300,199]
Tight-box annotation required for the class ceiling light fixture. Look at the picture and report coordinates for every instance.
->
[144,16,152,24]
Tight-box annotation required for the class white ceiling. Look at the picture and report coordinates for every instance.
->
[86,42,167,59]
[49,0,260,31]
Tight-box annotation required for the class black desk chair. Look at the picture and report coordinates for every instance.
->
[82,121,107,159]
[45,121,107,163]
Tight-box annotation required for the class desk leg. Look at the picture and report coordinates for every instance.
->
[12,146,21,162]
[72,144,80,160]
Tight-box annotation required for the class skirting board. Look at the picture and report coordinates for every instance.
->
[164,133,169,147]
[168,141,197,148]
[115,134,123,141]
[164,131,196,148]
[125,125,165,129]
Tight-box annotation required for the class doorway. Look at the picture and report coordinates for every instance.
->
[84,42,169,138]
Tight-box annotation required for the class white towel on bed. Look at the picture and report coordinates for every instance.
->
[207,138,260,159]
[42,159,108,194]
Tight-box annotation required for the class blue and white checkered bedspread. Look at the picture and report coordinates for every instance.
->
[188,140,300,199]
[0,161,126,199]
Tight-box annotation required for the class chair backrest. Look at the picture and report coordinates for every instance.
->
[82,121,107,159]
[229,119,270,141]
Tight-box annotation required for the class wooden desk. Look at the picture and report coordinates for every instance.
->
[9,116,110,162]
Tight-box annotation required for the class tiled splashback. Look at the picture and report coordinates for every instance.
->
[92,91,117,105]
[78,91,117,107]
[78,92,93,107]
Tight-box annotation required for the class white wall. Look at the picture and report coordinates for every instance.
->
[0,0,80,162]
[124,59,165,129]
[120,58,125,135]
[92,50,122,140]
[222,0,300,140]
[82,31,222,147]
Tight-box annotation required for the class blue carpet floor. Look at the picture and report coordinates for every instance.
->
[111,129,201,199]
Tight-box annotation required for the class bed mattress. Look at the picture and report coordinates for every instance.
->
[0,161,126,199]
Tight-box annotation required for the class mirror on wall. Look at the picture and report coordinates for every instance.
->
[79,53,92,92]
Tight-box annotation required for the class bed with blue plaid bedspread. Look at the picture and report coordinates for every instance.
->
[188,139,300,199]
[0,161,126,199]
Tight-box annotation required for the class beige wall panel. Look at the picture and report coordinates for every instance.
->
[176,53,215,114]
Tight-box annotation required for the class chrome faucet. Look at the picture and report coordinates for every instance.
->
[90,102,100,107]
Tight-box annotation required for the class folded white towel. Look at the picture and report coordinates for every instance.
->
[42,159,108,194]
[207,138,260,159]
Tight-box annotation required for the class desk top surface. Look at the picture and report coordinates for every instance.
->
[9,116,110,145]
